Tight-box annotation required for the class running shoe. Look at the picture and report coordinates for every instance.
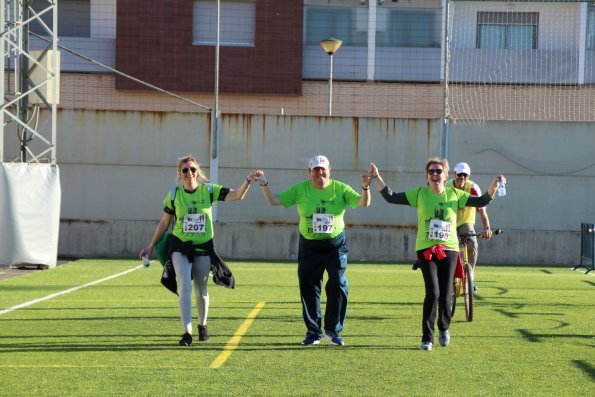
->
[198,325,209,341]
[439,330,450,347]
[301,333,320,346]
[420,341,433,351]
[324,332,345,346]
[179,332,193,346]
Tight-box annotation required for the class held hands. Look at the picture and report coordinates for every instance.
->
[361,172,372,190]
[250,169,268,186]
[367,163,385,190]
[368,163,379,179]
[247,169,263,183]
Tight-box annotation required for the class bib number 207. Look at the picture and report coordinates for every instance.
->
[183,214,207,233]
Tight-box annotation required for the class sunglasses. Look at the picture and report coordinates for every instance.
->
[427,169,443,175]
[181,167,197,174]
[456,173,468,178]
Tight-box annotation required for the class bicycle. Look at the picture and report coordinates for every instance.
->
[451,229,503,322]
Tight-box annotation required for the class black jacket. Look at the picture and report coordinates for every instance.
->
[161,235,235,295]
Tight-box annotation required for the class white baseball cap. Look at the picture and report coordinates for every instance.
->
[454,162,471,176]
[309,155,330,170]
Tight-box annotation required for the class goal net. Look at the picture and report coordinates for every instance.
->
[446,0,595,124]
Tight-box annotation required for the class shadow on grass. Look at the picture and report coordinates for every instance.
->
[517,329,593,343]
[0,335,418,353]
[493,308,566,318]
[572,360,595,381]
[0,314,306,323]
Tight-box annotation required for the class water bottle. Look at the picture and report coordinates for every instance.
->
[497,177,506,197]
[141,251,150,268]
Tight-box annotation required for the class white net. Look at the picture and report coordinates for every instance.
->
[446,0,595,123]
[4,1,595,122]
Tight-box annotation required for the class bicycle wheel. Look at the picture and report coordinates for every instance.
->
[464,265,474,322]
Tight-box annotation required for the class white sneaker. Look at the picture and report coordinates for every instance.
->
[439,330,450,347]
[420,341,433,351]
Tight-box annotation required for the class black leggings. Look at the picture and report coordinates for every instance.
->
[417,249,459,343]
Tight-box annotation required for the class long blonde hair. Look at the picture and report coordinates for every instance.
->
[176,155,208,185]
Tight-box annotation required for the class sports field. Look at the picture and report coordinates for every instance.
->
[0,260,593,396]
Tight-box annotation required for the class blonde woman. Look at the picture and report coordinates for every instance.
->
[141,155,261,346]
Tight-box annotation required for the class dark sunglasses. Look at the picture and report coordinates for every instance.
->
[456,173,468,178]
[181,167,197,174]
[427,169,443,175]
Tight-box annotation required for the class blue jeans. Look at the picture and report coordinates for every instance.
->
[298,232,349,337]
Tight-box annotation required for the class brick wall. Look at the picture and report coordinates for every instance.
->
[115,0,303,95]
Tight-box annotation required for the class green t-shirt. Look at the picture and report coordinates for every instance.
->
[277,179,361,240]
[164,184,222,245]
[405,186,470,251]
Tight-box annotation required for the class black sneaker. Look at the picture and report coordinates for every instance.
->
[198,325,210,341]
[178,332,192,346]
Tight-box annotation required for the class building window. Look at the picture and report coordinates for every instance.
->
[376,8,440,48]
[304,6,367,46]
[29,0,90,38]
[588,7,595,49]
[193,0,256,46]
[477,12,538,49]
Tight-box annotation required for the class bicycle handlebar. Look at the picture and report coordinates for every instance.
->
[459,229,503,242]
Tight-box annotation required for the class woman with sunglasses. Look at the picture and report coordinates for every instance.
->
[368,158,505,351]
[141,155,261,346]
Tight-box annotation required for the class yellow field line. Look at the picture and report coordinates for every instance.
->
[209,301,266,369]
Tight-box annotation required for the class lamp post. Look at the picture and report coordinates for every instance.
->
[320,37,342,116]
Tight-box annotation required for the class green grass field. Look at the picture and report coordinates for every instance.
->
[1,260,593,396]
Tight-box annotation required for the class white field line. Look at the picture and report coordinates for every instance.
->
[0,265,141,316]
[209,301,266,369]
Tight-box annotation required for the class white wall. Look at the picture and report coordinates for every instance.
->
[4,110,592,265]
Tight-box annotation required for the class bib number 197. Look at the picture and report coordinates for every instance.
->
[313,214,334,234]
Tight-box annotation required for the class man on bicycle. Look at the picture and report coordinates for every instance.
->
[449,162,493,292]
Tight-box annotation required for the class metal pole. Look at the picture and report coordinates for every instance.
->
[18,0,29,162]
[213,0,220,136]
[328,53,333,116]
[0,1,5,162]
[51,0,58,164]
[210,0,221,220]
[441,0,450,159]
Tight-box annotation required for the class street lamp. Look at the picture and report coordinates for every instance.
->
[320,37,342,116]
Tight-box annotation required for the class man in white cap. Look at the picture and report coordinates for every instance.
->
[449,162,493,291]
[253,155,372,346]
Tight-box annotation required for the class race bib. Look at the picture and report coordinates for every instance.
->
[428,219,451,241]
[312,213,334,234]
[183,214,207,234]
